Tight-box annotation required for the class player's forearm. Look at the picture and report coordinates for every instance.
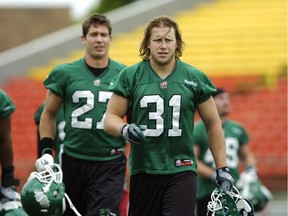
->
[104,113,126,137]
[0,118,14,167]
[0,139,13,168]
[243,151,257,169]
[207,123,227,169]
[39,111,56,139]
[196,159,215,179]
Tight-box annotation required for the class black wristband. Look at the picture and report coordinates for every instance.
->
[40,137,54,156]
[1,165,19,187]
[2,165,14,175]
[120,124,128,136]
[216,166,230,173]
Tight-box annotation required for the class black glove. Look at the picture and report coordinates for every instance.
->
[216,166,234,192]
[121,124,145,144]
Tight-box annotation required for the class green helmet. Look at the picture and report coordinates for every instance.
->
[21,164,66,216]
[236,168,273,212]
[207,186,254,216]
[0,201,27,216]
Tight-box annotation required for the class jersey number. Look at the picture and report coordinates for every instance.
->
[204,137,239,168]
[140,95,182,137]
[71,90,112,129]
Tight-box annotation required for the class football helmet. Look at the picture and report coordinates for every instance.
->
[20,164,66,216]
[207,186,254,216]
[236,168,272,212]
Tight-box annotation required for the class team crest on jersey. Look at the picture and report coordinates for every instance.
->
[110,148,124,155]
[175,159,193,167]
[93,79,101,86]
[160,81,168,89]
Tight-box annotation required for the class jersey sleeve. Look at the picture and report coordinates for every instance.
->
[183,62,217,105]
[43,65,66,97]
[0,90,15,119]
[196,73,216,104]
[108,67,133,98]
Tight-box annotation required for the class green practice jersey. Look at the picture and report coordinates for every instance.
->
[0,89,15,119]
[44,58,126,161]
[109,60,216,175]
[194,120,249,199]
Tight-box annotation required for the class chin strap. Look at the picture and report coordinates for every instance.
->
[64,193,82,216]
[64,193,117,216]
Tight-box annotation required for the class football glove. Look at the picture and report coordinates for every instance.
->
[35,153,54,172]
[121,124,145,144]
[216,166,234,192]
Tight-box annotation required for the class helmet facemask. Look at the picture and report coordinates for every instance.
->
[29,164,63,193]
[21,164,66,216]
[207,186,254,216]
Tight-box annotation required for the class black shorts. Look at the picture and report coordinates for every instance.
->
[61,153,126,216]
[129,171,197,216]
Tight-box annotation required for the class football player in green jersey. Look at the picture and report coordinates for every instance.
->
[0,90,21,204]
[194,88,257,216]
[36,13,127,216]
[104,16,233,216]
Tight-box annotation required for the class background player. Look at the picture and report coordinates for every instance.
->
[194,87,257,216]
[0,89,20,203]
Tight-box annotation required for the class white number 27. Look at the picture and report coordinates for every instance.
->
[71,90,112,129]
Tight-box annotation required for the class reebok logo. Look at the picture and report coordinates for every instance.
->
[184,79,197,87]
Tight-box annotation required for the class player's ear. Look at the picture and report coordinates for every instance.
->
[109,36,113,43]
[80,36,86,46]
